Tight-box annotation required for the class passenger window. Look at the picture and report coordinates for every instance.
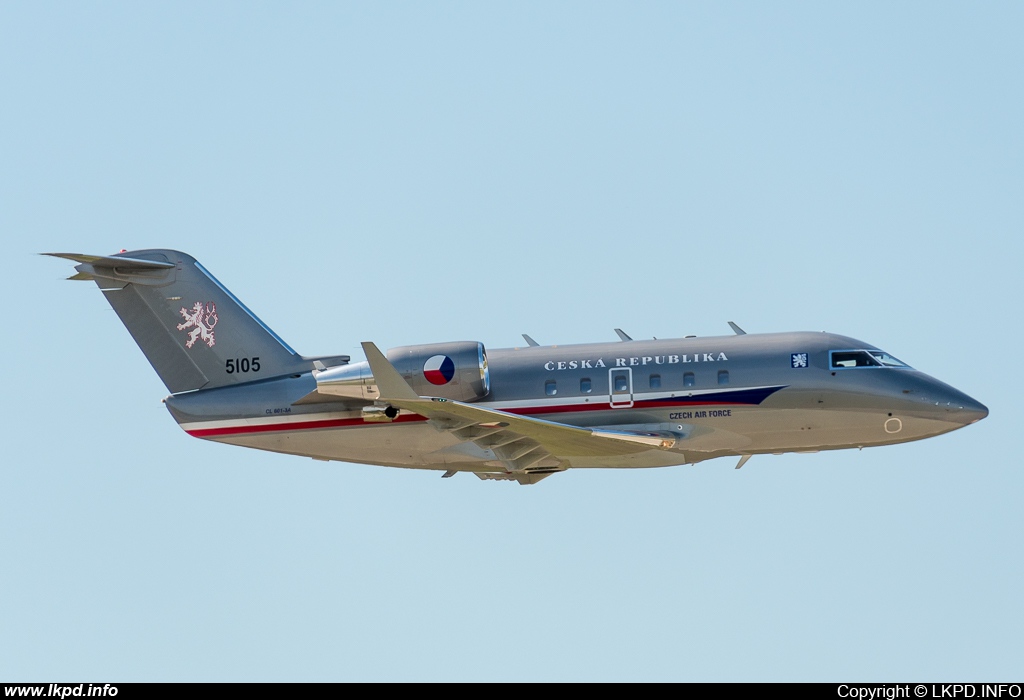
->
[683,372,695,387]
[718,370,729,385]
[649,374,661,389]
[580,377,592,394]
[614,375,628,392]
[545,380,557,396]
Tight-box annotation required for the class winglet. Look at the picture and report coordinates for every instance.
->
[614,328,633,341]
[728,321,747,335]
[522,334,540,347]
[735,454,752,470]
[361,342,420,400]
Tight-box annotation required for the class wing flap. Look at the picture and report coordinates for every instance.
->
[401,396,674,457]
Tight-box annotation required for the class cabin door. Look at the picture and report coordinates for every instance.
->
[609,368,634,408]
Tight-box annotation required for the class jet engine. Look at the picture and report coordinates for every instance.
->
[387,341,490,402]
[313,341,490,404]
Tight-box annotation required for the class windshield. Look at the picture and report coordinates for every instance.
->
[831,350,911,369]
[869,351,910,368]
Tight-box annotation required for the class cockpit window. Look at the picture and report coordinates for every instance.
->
[831,350,912,369]
[869,352,910,368]
[832,351,881,368]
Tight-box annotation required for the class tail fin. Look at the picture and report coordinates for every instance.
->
[45,249,340,394]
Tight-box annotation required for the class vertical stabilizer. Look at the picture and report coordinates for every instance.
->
[45,249,311,393]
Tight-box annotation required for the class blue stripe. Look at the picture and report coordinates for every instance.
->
[645,385,786,406]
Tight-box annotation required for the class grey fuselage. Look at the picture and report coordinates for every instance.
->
[164,331,987,473]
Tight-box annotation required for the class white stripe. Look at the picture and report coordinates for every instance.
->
[179,409,362,431]
[180,385,783,431]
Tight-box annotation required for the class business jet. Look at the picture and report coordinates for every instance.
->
[46,249,988,485]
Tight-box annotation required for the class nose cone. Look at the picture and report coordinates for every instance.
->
[900,372,988,428]
[957,395,989,425]
[935,385,988,426]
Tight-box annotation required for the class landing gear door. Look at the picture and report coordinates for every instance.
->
[609,368,633,408]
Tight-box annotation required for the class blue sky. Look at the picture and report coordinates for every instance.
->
[2,2,1021,681]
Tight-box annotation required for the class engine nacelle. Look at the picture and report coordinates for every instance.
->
[313,340,490,403]
[387,341,490,402]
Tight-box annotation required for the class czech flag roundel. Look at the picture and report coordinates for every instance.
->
[423,355,456,385]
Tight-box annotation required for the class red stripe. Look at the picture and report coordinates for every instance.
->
[184,396,748,438]
[186,412,428,437]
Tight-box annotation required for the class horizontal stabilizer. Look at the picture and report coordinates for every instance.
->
[302,354,350,368]
[42,252,175,270]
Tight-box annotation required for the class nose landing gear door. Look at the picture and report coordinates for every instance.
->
[609,368,633,408]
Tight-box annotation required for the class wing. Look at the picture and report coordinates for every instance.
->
[361,342,677,484]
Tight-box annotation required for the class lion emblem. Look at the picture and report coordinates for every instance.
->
[177,301,218,348]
